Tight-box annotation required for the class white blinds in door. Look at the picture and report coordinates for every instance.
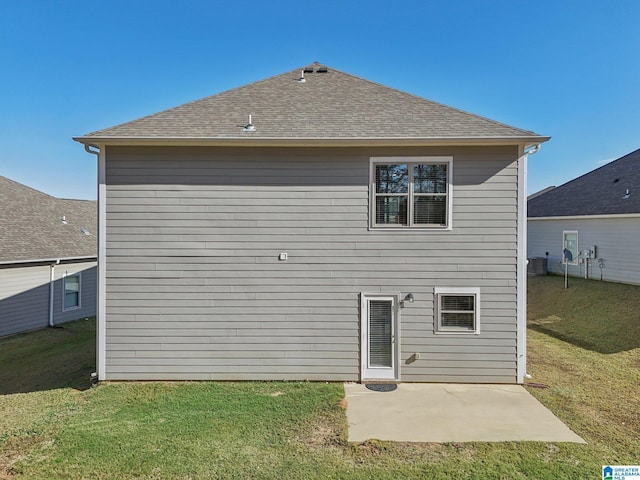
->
[368,300,392,367]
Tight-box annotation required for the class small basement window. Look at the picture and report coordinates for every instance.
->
[434,287,480,334]
[63,274,81,311]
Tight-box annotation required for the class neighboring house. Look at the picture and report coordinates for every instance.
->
[528,148,640,285]
[74,63,548,383]
[0,176,97,336]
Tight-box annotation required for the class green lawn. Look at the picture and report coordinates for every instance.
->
[1,276,639,479]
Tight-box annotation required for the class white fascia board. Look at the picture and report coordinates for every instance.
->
[73,136,550,148]
[0,256,97,267]
[529,213,640,221]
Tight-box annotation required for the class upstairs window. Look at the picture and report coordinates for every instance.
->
[370,157,452,229]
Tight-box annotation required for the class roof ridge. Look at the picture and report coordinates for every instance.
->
[0,175,56,200]
[528,147,640,217]
[77,62,548,142]
[59,197,97,203]
[532,146,640,199]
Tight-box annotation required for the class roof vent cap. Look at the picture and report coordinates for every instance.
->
[243,114,256,133]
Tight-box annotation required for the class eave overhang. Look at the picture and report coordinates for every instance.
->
[0,255,98,268]
[73,135,550,149]
[528,213,640,221]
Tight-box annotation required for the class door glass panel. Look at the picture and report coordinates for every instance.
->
[369,300,392,367]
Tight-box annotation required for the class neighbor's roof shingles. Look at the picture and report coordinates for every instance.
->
[528,148,640,217]
[76,64,547,142]
[0,177,96,263]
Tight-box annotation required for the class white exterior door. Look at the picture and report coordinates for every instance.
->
[361,294,399,381]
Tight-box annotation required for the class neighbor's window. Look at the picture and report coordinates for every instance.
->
[562,230,579,265]
[434,287,480,334]
[63,274,81,310]
[371,157,451,228]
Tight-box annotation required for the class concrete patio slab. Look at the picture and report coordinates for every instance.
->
[344,383,585,443]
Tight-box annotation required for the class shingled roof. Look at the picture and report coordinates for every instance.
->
[528,148,640,217]
[75,63,547,145]
[0,177,96,264]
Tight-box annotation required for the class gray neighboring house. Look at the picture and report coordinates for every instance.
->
[74,63,548,384]
[528,147,640,285]
[0,176,97,337]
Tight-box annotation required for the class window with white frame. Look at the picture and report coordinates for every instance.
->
[63,274,81,311]
[370,157,452,229]
[434,287,480,334]
[562,230,579,265]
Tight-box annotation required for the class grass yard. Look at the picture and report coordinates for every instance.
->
[1,276,639,479]
[525,275,640,463]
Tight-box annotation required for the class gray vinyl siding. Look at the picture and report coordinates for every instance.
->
[52,262,98,324]
[528,217,640,285]
[104,145,521,382]
[0,265,50,336]
[0,262,97,337]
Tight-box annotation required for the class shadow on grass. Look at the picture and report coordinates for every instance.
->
[528,275,640,354]
[0,318,96,395]
[527,323,638,354]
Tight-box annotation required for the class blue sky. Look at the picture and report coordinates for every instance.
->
[1,0,638,200]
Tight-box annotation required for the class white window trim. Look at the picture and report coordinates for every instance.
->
[62,272,82,312]
[562,230,579,265]
[434,287,480,335]
[360,292,400,381]
[369,156,453,231]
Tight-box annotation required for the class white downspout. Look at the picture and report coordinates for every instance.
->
[48,259,60,327]
[517,143,541,382]
[84,143,106,381]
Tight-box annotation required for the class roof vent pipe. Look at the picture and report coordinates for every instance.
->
[298,70,306,83]
[243,115,256,132]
